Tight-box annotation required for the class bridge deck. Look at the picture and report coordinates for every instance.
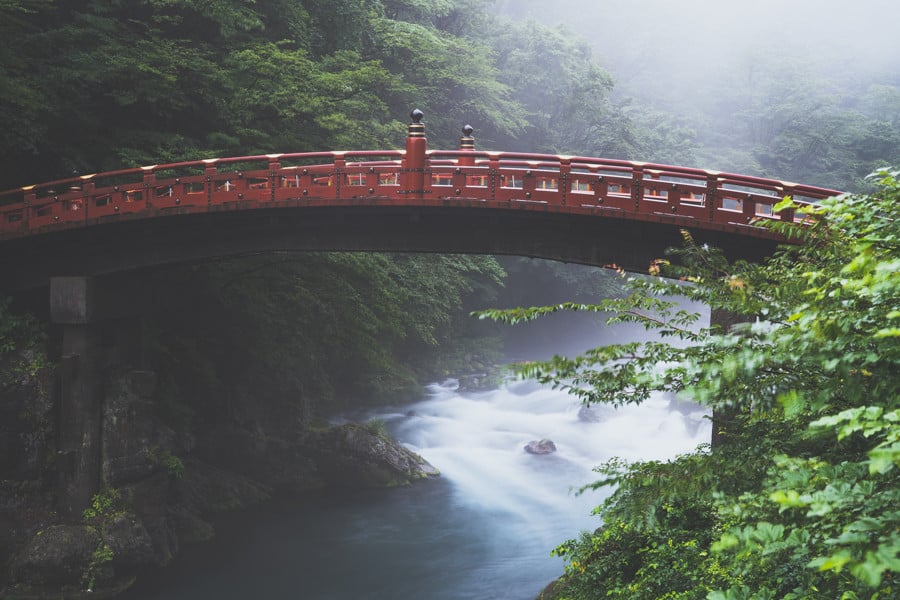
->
[0,150,840,242]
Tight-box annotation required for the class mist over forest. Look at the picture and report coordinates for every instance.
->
[494,0,900,188]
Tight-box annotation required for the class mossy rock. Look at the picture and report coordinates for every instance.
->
[308,423,439,488]
[9,525,111,590]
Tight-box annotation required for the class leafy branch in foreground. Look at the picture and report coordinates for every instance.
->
[490,169,900,599]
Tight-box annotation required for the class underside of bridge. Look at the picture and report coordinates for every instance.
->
[3,204,780,515]
[0,205,779,294]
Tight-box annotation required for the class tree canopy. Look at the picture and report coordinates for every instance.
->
[0,0,649,188]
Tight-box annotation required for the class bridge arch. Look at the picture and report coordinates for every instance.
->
[0,111,841,291]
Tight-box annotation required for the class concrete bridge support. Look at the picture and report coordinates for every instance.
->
[50,277,102,518]
[49,274,159,516]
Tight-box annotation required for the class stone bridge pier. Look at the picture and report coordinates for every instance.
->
[51,277,103,518]
[49,276,154,518]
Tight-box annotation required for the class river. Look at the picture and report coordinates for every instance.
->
[122,378,709,600]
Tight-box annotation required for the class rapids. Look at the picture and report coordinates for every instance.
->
[123,379,709,599]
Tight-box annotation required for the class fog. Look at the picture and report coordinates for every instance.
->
[495,0,900,92]
[492,0,900,186]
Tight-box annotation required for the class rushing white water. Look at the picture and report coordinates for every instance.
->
[123,378,709,600]
[359,377,711,597]
[398,379,706,515]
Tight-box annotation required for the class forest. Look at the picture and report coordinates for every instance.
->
[4,0,898,192]
[1,0,899,598]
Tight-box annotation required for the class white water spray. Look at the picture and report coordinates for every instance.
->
[377,377,710,554]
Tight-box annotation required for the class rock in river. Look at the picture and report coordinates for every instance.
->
[307,423,440,488]
[524,439,557,455]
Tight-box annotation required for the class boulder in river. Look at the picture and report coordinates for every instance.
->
[307,423,440,488]
[577,405,601,423]
[524,439,557,455]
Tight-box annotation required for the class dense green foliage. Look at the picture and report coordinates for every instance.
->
[145,252,505,430]
[0,0,682,189]
[484,171,900,598]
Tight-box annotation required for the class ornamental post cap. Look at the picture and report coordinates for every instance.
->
[459,124,475,151]
[407,109,426,139]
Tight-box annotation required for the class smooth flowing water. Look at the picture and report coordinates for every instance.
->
[123,379,709,600]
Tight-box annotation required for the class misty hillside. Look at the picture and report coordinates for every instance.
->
[493,0,900,189]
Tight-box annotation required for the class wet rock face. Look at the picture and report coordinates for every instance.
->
[0,351,56,592]
[8,520,153,597]
[524,439,557,455]
[102,371,159,487]
[308,423,440,488]
[102,513,155,571]
[175,458,272,515]
[194,425,318,492]
[118,471,178,566]
[10,525,101,588]
[2,333,447,597]
[0,350,55,484]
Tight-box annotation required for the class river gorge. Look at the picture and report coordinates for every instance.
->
[120,378,709,599]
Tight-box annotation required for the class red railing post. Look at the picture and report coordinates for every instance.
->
[23,188,35,230]
[333,152,346,200]
[631,164,644,212]
[592,173,608,205]
[559,157,571,206]
[81,181,94,221]
[488,153,500,202]
[142,167,156,210]
[706,172,720,223]
[203,160,217,206]
[668,182,683,214]
[452,124,476,194]
[742,193,756,223]
[402,109,427,198]
[268,155,281,202]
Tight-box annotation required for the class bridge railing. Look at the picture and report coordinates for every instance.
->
[425,150,838,231]
[0,114,842,241]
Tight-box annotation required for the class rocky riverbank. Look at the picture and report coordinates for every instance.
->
[0,353,438,599]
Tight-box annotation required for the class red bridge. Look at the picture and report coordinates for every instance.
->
[0,111,845,516]
[0,111,841,291]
